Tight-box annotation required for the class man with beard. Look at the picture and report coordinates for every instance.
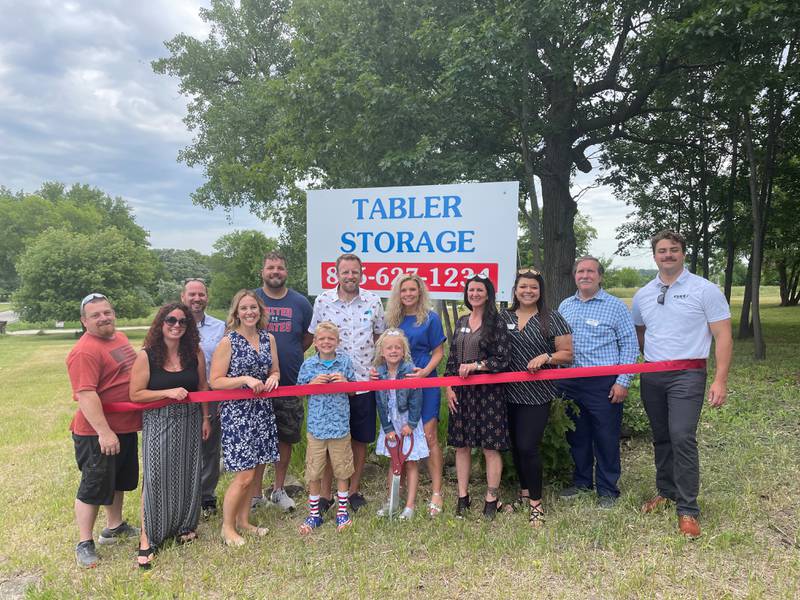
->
[632,230,732,538]
[181,278,225,516]
[68,293,141,567]
[252,251,314,511]
[309,253,385,512]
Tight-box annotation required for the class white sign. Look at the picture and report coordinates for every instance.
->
[306,181,519,300]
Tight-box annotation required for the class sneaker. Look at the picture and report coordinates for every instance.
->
[376,500,397,518]
[270,488,296,512]
[75,540,98,568]
[335,512,353,532]
[398,507,415,520]
[318,497,332,515]
[250,496,268,512]
[98,521,140,545]
[298,515,324,535]
[598,495,617,509]
[348,492,367,513]
[456,494,471,518]
[558,486,591,500]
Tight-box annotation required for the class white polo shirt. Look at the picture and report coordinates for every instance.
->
[631,269,730,362]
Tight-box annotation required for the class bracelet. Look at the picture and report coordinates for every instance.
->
[203,415,211,419]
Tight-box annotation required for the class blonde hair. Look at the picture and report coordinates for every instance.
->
[314,320,340,339]
[385,273,432,328]
[225,290,269,331]
[373,328,412,366]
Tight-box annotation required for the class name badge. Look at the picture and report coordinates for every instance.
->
[460,327,471,333]
[507,323,516,330]
[586,319,600,327]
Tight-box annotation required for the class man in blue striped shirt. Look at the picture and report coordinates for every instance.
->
[557,256,639,507]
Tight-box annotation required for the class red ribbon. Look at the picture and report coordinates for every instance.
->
[102,359,706,413]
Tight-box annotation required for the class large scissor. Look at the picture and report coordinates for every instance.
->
[384,433,414,519]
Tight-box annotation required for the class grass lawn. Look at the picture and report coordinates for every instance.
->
[0,299,798,598]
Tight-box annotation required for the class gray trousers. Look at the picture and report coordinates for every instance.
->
[640,369,707,517]
[200,401,221,506]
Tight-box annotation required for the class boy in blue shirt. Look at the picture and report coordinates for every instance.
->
[296,321,356,534]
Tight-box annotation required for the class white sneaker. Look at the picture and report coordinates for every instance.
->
[250,496,268,512]
[270,488,296,512]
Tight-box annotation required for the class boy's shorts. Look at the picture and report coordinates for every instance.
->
[349,391,377,443]
[305,433,354,483]
[73,432,139,506]
[273,395,304,444]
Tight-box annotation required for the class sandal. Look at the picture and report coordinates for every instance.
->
[428,492,444,517]
[137,547,154,570]
[483,499,498,521]
[529,502,545,528]
[503,494,531,513]
[176,530,197,545]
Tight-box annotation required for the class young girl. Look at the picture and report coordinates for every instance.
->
[374,329,430,519]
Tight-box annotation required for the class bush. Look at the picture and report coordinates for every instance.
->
[13,228,158,321]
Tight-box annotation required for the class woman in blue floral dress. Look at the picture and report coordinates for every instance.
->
[210,290,280,546]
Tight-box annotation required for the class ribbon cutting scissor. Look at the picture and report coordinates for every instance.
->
[384,433,414,520]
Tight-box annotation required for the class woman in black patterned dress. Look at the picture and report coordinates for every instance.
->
[500,269,573,527]
[445,274,511,520]
[129,302,210,568]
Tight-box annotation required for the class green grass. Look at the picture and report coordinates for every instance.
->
[0,303,798,597]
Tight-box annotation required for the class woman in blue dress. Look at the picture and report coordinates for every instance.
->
[385,273,446,516]
[210,290,280,546]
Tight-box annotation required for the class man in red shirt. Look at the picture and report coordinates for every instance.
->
[67,293,142,568]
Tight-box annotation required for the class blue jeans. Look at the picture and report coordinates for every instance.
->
[558,376,622,497]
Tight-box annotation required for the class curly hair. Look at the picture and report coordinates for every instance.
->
[142,302,200,370]
[385,273,432,328]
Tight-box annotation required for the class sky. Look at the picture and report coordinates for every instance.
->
[0,0,653,268]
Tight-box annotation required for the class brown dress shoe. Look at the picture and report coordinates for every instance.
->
[641,495,671,513]
[678,515,701,538]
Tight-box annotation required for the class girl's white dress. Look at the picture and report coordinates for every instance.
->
[376,389,430,461]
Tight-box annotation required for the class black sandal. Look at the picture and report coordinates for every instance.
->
[456,494,471,517]
[529,502,545,528]
[483,499,498,521]
[137,547,154,570]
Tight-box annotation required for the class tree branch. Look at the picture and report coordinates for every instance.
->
[578,13,632,99]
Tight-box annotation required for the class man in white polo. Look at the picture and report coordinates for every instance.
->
[631,230,732,538]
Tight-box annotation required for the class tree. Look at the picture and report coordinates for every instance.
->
[155,0,725,306]
[208,230,278,308]
[0,182,149,291]
[13,229,157,321]
[152,248,212,303]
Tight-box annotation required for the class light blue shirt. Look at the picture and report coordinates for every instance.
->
[297,351,356,439]
[631,269,730,362]
[197,313,225,382]
[559,288,639,387]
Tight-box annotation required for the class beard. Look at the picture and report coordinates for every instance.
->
[264,275,287,289]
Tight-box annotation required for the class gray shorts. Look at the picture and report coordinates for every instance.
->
[273,395,304,444]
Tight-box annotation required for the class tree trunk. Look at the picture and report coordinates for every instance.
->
[540,137,578,308]
[437,300,452,340]
[738,255,753,339]
[723,117,739,302]
[743,113,765,359]
[778,258,788,306]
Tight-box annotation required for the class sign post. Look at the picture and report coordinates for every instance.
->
[307,182,519,300]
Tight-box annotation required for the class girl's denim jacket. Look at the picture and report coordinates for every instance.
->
[375,360,422,433]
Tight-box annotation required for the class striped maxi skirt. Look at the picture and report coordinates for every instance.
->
[142,403,202,548]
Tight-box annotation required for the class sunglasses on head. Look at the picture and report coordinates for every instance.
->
[164,316,189,327]
[183,277,206,284]
[80,292,107,308]
[518,268,541,276]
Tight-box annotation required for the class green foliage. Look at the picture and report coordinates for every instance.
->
[0,183,148,291]
[540,397,578,480]
[604,267,645,289]
[12,228,157,321]
[208,229,278,308]
[152,248,212,304]
[621,378,651,437]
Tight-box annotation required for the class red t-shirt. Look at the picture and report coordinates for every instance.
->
[67,331,142,435]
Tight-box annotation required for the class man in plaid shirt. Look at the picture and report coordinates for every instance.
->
[556,256,639,508]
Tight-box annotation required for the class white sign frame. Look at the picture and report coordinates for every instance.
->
[306,181,519,301]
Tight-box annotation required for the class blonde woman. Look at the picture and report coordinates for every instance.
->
[385,273,446,516]
[210,290,280,546]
